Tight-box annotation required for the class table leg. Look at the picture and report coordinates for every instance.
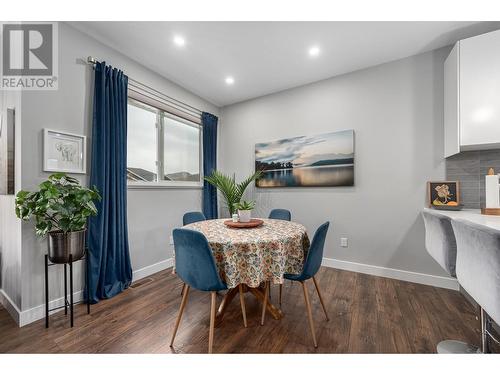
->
[215,287,239,325]
[215,284,284,324]
[249,286,284,320]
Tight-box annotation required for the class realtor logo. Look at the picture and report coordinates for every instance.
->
[1,22,58,90]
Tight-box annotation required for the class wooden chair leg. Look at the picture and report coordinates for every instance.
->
[238,284,248,328]
[312,276,329,321]
[170,284,190,347]
[208,291,217,354]
[301,280,318,348]
[180,282,186,296]
[268,282,272,301]
[279,284,283,306]
[260,281,269,326]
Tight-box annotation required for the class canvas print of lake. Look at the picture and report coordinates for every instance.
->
[255,130,354,188]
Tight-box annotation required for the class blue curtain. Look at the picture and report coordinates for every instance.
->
[87,62,132,303]
[202,112,218,219]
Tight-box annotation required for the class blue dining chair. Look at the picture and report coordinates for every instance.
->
[180,211,207,294]
[170,228,247,354]
[183,211,206,226]
[268,209,291,221]
[275,222,330,348]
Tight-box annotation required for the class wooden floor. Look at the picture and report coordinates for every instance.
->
[0,267,485,353]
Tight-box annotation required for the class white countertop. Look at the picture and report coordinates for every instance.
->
[423,207,500,231]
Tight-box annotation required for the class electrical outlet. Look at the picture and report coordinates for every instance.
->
[340,237,348,248]
[169,235,174,245]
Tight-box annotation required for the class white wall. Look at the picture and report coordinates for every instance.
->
[220,48,451,280]
[12,22,219,320]
[0,88,23,323]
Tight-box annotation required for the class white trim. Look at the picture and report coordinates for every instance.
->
[0,288,21,326]
[19,290,84,327]
[127,181,203,189]
[322,257,459,290]
[7,258,174,327]
[132,258,173,282]
[5,256,455,326]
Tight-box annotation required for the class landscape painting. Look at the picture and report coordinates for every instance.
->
[255,129,354,188]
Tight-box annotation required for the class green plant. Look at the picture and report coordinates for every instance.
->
[204,170,262,215]
[236,200,255,211]
[15,173,101,236]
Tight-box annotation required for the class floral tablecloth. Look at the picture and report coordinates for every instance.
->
[184,218,310,289]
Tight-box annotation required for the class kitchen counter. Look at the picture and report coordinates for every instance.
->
[423,208,500,232]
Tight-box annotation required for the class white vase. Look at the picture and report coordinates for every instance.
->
[238,209,251,223]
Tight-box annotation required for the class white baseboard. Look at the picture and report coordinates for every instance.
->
[132,258,173,282]
[19,290,84,327]
[0,288,21,326]
[322,257,459,291]
[11,258,174,327]
[6,256,454,326]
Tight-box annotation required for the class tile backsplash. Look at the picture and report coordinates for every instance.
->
[446,149,500,208]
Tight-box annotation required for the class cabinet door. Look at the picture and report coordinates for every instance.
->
[460,29,500,148]
[444,43,460,158]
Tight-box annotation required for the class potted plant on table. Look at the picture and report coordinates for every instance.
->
[204,170,262,216]
[15,173,101,263]
[236,200,256,223]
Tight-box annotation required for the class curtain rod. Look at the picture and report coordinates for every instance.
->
[86,56,203,119]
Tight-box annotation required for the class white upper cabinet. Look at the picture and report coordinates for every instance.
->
[444,43,460,158]
[444,29,500,158]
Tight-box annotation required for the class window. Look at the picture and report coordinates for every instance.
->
[127,98,202,187]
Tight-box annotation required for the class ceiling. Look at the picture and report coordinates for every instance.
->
[70,21,500,107]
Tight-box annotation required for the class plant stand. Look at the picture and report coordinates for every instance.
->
[44,251,91,328]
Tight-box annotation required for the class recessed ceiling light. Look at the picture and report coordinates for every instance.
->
[308,46,320,57]
[225,76,235,85]
[173,35,186,47]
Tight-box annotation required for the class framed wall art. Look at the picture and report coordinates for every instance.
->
[255,129,354,188]
[43,129,86,174]
[427,181,461,208]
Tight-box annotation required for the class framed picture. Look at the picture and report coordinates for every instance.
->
[43,129,86,174]
[255,129,354,187]
[428,181,460,208]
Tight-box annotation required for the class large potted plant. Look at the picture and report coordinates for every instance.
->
[204,170,262,216]
[15,173,101,263]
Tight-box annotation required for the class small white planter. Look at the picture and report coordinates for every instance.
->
[238,209,251,223]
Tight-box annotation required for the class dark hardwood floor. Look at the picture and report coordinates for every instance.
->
[0,267,484,353]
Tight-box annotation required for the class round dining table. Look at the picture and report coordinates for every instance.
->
[184,218,310,322]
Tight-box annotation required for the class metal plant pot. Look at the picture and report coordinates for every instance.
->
[47,229,86,264]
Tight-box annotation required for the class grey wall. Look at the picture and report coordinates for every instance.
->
[220,48,451,277]
[18,22,219,311]
[446,150,500,208]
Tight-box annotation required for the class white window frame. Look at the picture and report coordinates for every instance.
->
[127,98,203,189]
